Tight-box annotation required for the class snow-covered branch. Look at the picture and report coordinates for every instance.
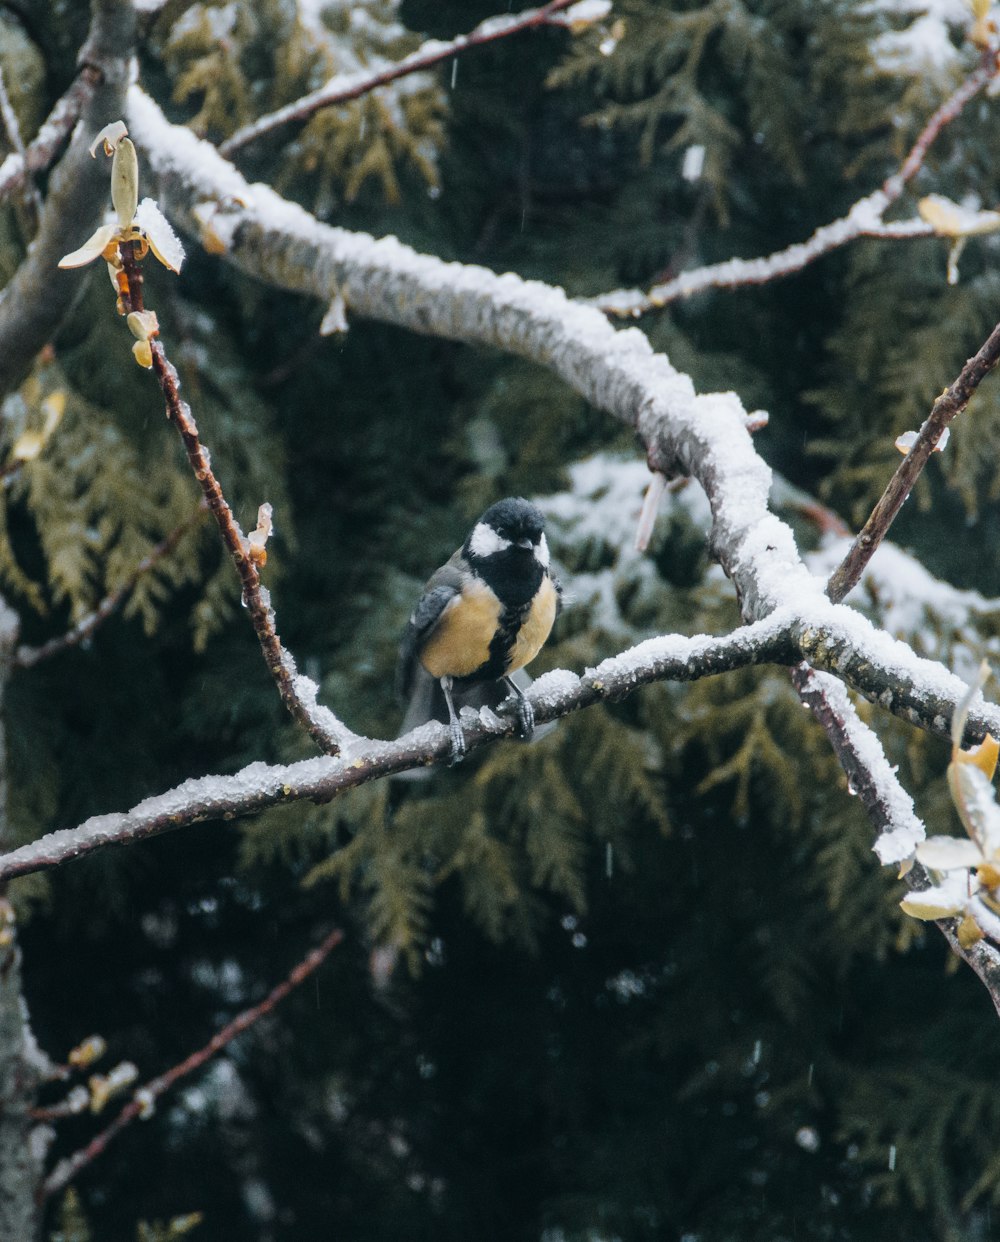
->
[0,619,797,882]
[219,0,581,158]
[591,47,1000,317]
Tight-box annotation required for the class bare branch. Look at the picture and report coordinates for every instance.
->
[116,245,353,756]
[41,927,344,1201]
[592,48,1000,316]
[826,315,1000,603]
[219,0,578,158]
[14,502,208,670]
[0,0,136,400]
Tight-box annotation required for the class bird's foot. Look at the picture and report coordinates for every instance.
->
[448,718,467,765]
[511,688,535,741]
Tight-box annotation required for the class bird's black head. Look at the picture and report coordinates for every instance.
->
[465,498,550,604]
[466,498,548,563]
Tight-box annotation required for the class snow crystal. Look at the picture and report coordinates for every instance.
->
[681,144,705,182]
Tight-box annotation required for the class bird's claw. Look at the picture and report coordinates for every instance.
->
[514,693,535,741]
[448,719,467,765]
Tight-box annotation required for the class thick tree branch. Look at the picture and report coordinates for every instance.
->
[41,926,344,1201]
[219,0,578,158]
[826,315,1000,603]
[0,0,135,400]
[593,47,1000,316]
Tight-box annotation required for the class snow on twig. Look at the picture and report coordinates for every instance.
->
[219,0,580,158]
[791,665,924,864]
[591,48,1000,316]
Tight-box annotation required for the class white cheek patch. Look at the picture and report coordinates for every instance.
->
[535,532,550,568]
[469,522,511,559]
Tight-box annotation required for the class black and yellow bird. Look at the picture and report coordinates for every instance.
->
[396,497,561,765]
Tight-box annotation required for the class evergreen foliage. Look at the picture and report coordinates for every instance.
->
[1,0,1000,1239]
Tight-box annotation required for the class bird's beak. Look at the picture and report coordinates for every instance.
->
[515,537,534,550]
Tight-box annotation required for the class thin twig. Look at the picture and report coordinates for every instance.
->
[219,0,578,157]
[594,47,1000,316]
[14,502,208,670]
[826,316,1000,603]
[0,68,100,205]
[41,927,344,1200]
[117,243,350,755]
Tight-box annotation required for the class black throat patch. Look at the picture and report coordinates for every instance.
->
[457,550,544,686]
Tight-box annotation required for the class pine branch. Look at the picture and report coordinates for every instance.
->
[14,502,208,670]
[826,315,1000,603]
[0,0,136,400]
[41,927,344,1201]
[115,244,353,756]
[219,0,579,158]
[592,47,1000,316]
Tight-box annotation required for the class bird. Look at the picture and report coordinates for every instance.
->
[396,497,561,766]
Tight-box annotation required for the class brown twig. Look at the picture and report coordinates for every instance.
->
[595,47,1000,316]
[219,0,578,157]
[41,926,344,1200]
[117,243,348,755]
[14,502,208,670]
[826,316,1000,603]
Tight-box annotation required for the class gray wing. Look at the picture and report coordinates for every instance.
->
[395,553,466,704]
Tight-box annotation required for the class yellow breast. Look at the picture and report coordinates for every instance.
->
[419,580,501,680]
[506,575,558,674]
